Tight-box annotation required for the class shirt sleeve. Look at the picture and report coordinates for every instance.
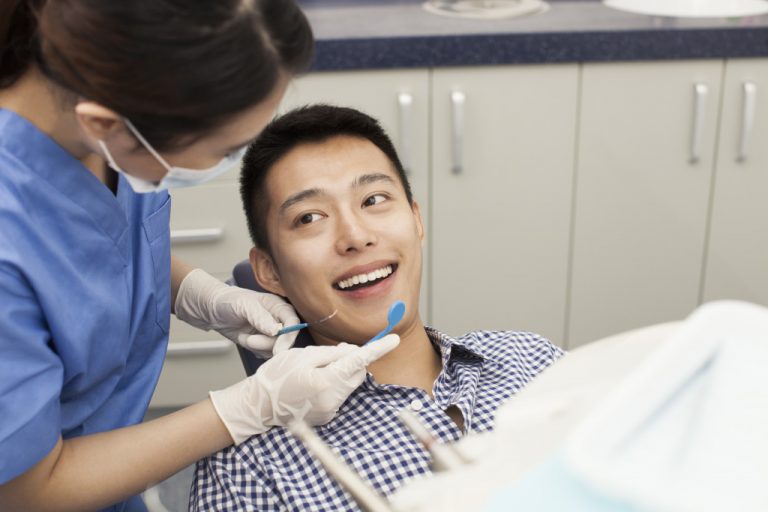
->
[190,448,283,512]
[0,263,63,484]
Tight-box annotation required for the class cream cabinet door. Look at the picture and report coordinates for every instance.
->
[152,181,253,408]
[151,272,245,408]
[431,65,578,346]
[702,59,768,306]
[169,180,251,275]
[280,70,431,319]
[569,60,723,348]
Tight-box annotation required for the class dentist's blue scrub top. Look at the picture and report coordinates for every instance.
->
[0,109,171,511]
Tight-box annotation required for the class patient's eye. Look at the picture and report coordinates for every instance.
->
[296,212,323,225]
[363,193,388,208]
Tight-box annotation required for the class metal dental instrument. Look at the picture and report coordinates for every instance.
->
[289,419,395,512]
[365,300,406,345]
[277,309,338,336]
[398,408,466,472]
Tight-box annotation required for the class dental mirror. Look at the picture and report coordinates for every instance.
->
[366,300,406,344]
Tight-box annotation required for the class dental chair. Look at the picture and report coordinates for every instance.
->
[231,260,314,376]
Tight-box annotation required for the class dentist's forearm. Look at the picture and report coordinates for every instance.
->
[170,254,196,312]
[0,398,233,512]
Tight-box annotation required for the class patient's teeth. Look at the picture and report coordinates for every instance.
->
[336,264,397,290]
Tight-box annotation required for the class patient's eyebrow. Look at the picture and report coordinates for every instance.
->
[278,173,396,216]
[279,187,323,215]
[354,173,396,188]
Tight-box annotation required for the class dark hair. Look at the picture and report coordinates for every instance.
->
[0,0,42,89]
[0,0,313,151]
[240,104,414,254]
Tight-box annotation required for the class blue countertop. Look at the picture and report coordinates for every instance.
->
[298,0,768,70]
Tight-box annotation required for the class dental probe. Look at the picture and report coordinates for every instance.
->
[398,408,466,472]
[288,419,395,512]
[277,309,338,336]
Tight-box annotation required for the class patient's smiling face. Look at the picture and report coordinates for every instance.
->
[251,135,424,345]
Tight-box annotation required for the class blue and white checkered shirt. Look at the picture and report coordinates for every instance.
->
[190,328,564,511]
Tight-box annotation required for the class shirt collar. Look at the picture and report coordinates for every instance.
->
[357,327,488,391]
[425,327,492,367]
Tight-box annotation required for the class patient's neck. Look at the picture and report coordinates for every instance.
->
[313,316,442,396]
[366,317,442,396]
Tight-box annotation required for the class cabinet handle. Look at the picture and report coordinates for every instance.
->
[170,228,224,245]
[451,90,466,174]
[738,82,757,162]
[397,92,413,175]
[690,83,708,163]
[166,340,233,356]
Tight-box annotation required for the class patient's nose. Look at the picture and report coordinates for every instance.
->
[335,212,377,254]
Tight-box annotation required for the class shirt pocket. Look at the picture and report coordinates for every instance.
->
[142,195,172,335]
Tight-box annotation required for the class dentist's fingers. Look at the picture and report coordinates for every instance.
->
[263,297,302,330]
[318,334,401,384]
[291,342,361,369]
[234,292,298,336]
[272,331,300,355]
[354,334,401,365]
[238,330,300,358]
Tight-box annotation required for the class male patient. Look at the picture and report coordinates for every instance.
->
[191,105,564,510]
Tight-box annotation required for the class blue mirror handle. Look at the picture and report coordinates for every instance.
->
[277,322,308,336]
[366,329,389,345]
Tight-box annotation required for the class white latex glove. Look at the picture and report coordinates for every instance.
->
[210,334,400,444]
[175,268,301,357]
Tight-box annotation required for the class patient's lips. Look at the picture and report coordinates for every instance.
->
[333,260,398,299]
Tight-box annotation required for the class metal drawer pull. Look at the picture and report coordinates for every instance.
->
[690,83,708,163]
[398,92,414,175]
[451,90,466,174]
[738,82,757,162]
[170,228,224,245]
[166,340,233,356]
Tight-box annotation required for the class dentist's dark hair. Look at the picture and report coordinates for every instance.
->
[0,0,313,150]
[241,104,414,255]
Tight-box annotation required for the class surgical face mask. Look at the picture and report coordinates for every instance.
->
[98,118,246,193]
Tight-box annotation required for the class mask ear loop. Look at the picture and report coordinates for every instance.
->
[97,139,122,172]
[122,118,173,173]
[97,139,161,193]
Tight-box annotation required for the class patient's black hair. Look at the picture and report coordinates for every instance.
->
[240,104,414,254]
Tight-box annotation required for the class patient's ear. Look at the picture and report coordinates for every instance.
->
[250,247,286,296]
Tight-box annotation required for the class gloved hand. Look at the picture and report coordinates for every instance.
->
[209,334,400,444]
[175,268,300,357]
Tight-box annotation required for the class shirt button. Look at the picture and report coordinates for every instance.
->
[409,399,424,411]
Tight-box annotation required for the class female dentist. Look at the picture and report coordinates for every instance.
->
[0,1,399,510]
